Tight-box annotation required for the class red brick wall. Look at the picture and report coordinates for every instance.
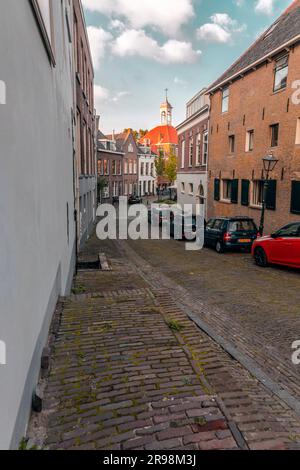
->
[207,44,300,234]
[73,0,95,176]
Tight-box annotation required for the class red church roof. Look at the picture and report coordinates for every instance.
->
[140,125,178,151]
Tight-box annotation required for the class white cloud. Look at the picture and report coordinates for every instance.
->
[196,13,246,44]
[94,84,110,111]
[82,0,194,36]
[174,77,188,86]
[109,19,126,33]
[255,0,275,15]
[87,26,112,69]
[112,29,201,64]
[94,85,131,112]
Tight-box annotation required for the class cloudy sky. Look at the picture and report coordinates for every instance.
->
[82,0,291,134]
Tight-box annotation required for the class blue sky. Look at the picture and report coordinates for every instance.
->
[82,0,291,134]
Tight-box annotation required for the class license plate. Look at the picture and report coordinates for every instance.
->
[239,239,251,243]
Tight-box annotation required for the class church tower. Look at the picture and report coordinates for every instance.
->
[160,89,173,126]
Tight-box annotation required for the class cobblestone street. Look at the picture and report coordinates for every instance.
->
[27,231,300,450]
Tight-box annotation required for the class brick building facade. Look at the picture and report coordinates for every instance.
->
[97,131,124,203]
[176,89,209,216]
[207,1,300,234]
[73,0,96,248]
[116,130,139,196]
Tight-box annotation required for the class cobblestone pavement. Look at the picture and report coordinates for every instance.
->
[125,236,300,406]
[27,233,300,450]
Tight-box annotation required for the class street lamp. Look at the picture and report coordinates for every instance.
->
[259,154,279,236]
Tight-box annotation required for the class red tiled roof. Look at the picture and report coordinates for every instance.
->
[140,125,178,147]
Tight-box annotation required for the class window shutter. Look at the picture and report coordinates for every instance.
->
[241,180,250,206]
[231,179,239,204]
[266,180,277,211]
[291,181,300,214]
[214,179,220,201]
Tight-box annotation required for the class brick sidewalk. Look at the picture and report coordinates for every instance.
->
[26,235,298,450]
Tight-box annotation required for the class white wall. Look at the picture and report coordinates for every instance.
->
[0,0,76,449]
[177,172,208,216]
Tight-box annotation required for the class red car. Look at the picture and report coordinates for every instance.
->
[252,222,300,268]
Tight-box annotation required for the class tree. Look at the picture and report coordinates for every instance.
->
[155,150,165,179]
[97,176,108,204]
[165,149,177,185]
[123,128,148,142]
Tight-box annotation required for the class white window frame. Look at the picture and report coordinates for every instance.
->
[246,130,254,152]
[181,140,185,169]
[221,179,232,202]
[31,0,55,65]
[202,131,208,165]
[250,180,264,208]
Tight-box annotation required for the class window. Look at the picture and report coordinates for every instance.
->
[181,182,185,193]
[189,137,193,167]
[202,131,208,165]
[141,162,144,176]
[229,135,235,154]
[270,124,279,147]
[124,161,128,174]
[103,159,109,175]
[291,181,300,214]
[112,160,117,175]
[222,87,229,113]
[32,0,55,63]
[128,143,134,153]
[296,119,300,145]
[181,140,185,168]
[196,134,201,165]
[251,180,264,207]
[275,223,300,238]
[228,220,257,232]
[189,183,194,194]
[274,55,288,92]
[221,179,232,201]
[98,159,103,176]
[246,130,254,152]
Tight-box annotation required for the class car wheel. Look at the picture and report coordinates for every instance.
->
[254,247,268,267]
[215,241,224,254]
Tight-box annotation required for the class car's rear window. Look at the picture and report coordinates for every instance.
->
[228,220,256,232]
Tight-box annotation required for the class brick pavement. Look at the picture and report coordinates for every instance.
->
[26,234,300,450]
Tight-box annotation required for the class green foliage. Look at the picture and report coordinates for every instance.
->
[165,150,177,184]
[123,128,148,141]
[97,176,108,203]
[155,150,165,177]
[166,319,184,332]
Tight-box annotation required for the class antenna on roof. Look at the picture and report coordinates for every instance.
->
[165,88,169,102]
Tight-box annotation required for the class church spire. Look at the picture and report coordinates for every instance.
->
[160,90,173,126]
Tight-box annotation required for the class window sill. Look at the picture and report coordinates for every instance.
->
[250,204,263,210]
[220,199,231,204]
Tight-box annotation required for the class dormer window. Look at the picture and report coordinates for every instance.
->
[128,143,133,153]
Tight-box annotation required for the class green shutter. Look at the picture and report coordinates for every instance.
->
[291,181,300,214]
[214,179,220,201]
[241,180,250,206]
[231,179,239,204]
[266,180,277,211]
